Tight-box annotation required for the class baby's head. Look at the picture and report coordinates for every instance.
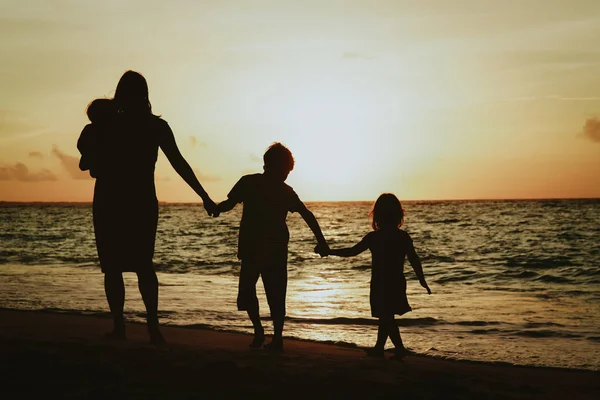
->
[86,98,114,124]
[370,193,404,230]
[263,142,295,182]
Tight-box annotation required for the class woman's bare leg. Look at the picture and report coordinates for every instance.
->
[137,269,165,345]
[104,272,126,339]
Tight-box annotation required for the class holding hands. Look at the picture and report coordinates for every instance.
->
[203,198,220,217]
[314,242,330,257]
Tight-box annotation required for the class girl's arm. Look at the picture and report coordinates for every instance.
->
[329,235,370,257]
[407,242,431,294]
[157,120,217,216]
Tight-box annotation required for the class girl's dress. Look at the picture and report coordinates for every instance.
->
[359,228,414,317]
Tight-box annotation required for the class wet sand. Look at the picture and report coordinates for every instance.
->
[1,309,598,399]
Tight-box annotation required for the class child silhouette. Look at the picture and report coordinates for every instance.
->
[217,142,330,352]
[77,98,115,177]
[319,193,430,359]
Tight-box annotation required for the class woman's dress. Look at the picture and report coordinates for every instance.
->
[82,113,163,273]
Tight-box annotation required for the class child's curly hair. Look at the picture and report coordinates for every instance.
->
[370,193,404,230]
[263,142,295,172]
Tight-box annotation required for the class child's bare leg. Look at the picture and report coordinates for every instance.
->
[238,262,264,347]
[246,301,265,348]
[387,317,409,360]
[247,308,262,329]
[104,271,126,339]
[387,318,405,351]
[247,308,264,334]
[272,314,284,342]
[263,313,284,352]
[262,262,287,352]
[365,316,389,357]
[375,320,389,350]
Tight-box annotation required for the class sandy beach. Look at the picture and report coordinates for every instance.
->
[1,309,598,399]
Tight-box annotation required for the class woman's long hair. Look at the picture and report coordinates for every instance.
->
[114,70,153,114]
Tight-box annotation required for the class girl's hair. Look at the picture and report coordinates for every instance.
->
[370,193,404,230]
[113,70,153,114]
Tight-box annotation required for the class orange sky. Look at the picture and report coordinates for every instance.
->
[1,1,599,202]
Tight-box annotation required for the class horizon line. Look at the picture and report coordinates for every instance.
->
[1,196,599,205]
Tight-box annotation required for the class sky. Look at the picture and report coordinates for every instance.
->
[1,0,599,202]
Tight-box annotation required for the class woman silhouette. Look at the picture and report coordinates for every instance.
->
[81,70,217,344]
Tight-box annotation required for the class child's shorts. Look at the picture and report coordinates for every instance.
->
[237,254,288,318]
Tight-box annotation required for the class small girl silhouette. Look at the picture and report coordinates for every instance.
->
[319,193,431,359]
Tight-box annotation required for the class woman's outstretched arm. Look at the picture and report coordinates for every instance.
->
[157,121,217,215]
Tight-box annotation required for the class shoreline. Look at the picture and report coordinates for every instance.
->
[1,309,599,398]
[5,307,598,374]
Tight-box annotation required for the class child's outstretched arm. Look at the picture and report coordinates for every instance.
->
[328,238,369,257]
[297,203,330,256]
[216,198,237,215]
[407,243,431,294]
[216,176,249,217]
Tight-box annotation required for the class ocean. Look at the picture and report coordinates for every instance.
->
[1,199,599,370]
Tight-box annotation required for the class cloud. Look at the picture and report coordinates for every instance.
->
[193,168,221,182]
[52,145,90,180]
[341,52,373,60]
[582,118,600,143]
[189,136,207,149]
[0,162,57,182]
[28,151,44,159]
